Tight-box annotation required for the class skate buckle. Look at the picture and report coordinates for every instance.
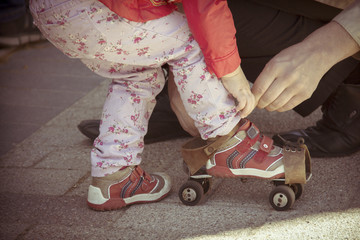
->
[246,125,259,139]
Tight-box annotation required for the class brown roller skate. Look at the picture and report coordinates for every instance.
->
[178,119,311,211]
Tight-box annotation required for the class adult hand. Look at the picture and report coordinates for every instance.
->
[167,71,199,137]
[252,21,360,112]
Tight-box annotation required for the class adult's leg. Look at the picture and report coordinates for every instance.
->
[227,0,359,116]
[77,0,360,147]
[228,0,360,157]
[273,65,360,157]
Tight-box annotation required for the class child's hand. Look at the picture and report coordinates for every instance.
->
[221,66,256,118]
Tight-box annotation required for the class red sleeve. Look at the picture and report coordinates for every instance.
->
[182,0,241,78]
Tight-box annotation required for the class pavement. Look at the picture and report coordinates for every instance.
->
[0,41,359,240]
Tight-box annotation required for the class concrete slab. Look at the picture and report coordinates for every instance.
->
[0,42,103,156]
[34,147,90,170]
[0,87,87,108]
[0,104,62,125]
[0,142,56,168]
[20,225,161,240]
[0,223,30,240]
[0,168,87,195]
[0,193,120,227]
[183,209,360,240]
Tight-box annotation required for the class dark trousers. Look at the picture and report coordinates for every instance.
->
[228,0,360,117]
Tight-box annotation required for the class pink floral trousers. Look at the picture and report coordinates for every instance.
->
[30,0,241,177]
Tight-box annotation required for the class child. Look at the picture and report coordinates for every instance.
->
[30,0,286,211]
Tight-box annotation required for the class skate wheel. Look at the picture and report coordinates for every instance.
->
[269,185,295,211]
[194,177,212,194]
[179,180,204,206]
[271,181,304,200]
[290,183,304,200]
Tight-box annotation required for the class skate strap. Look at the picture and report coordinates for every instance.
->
[181,137,211,175]
[203,122,241,157]
[181,122,242,175]
[283,143,312,184]
[252,135,274,164]
[259,135,273,153]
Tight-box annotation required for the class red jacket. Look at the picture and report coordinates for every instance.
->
[98,0,240,78]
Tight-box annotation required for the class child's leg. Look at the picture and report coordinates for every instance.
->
[90,66,166,177]
[86,65,172,211]
[156,14,303,181]
[168,46,288,179]
[169,56,241,139]
[29,0,172,210]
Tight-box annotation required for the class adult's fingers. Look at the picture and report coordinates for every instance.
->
[264,87,294,112]
[276,94,308,112]
[255,76,292,109]
[251,65,277,104]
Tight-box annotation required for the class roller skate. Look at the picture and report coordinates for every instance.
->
[178,119,311,211]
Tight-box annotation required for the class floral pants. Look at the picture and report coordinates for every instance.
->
[30,0,241,177]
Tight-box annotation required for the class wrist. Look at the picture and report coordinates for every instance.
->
[302,21,359,68]
[221,66,241,79]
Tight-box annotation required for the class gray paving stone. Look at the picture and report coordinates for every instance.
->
[22,125,86,148]
[186,209,360,240]
[114,202,360,240]
[0,87,86,108]
[0,223,30,240]
[0,193,121,227]
[69,79,109,109]
[140,138,187,172]
[21,225,159,240]
[0,104,63,125]
[0,43,96,79]
[44,106,103,127]
[0,70,103,92]
[0,122,39,144]
[0,168,87,195]
[66,174,91,197]
[0,42,104,157]
[34,147,90,170]
[113,202,285,239]
[0,142,56,168]
[0,43,103,158]
[0,141,16,158]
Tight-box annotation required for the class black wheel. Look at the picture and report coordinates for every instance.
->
[193,177,212,194]
[269,185,296,211]
[272,180,285,186]
[290,183,304,200]
[178,180,204,206]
